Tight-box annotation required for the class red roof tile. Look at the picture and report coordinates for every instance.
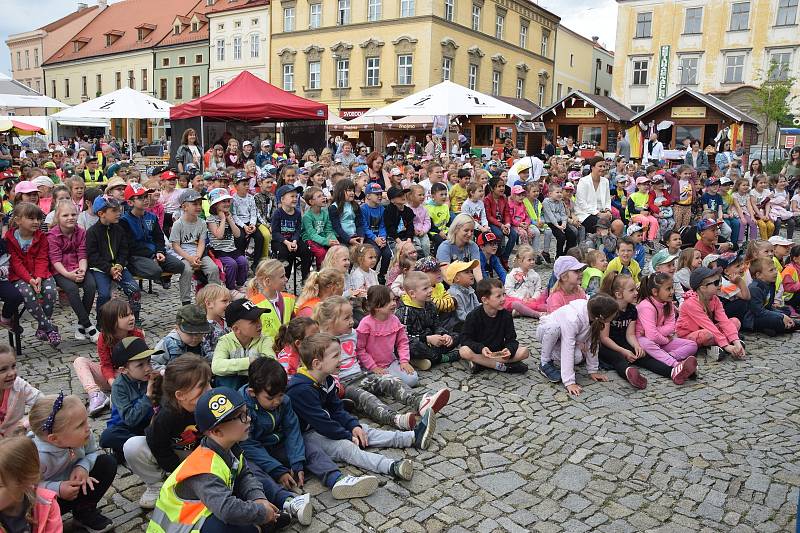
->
[208,0,269,15]
[39,5,99,33]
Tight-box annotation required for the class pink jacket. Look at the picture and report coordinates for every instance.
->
[635,297,677,345]
[508,199,531,229]
[546,288,587,313]
[31,487,62,533]
[355,314,410,369]
[0,376,41,438]
[47,225,87,273]
[676,291,740,346]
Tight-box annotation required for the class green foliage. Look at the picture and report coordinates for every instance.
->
[765,158,786,175]
[750,63,797,152]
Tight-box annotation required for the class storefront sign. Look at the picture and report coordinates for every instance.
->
[340,108,369,119]
[786,135,796,148]
[657,45,670,101]
[565,108,596,118]
[480,114,507,119]
[671,106,707,119]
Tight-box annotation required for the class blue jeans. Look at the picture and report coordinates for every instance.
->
[93,268,141,323]
[726,217,741,244]
[489,224,518,260]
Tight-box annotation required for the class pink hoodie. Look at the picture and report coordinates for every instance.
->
[355,314,410,370]
[635,297,677,346]
[676,290,740,346]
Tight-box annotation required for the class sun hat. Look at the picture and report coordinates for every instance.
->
[443,260,479,285]
[552,256,586,278]
[208,187,233,207]
[651,249,678,269]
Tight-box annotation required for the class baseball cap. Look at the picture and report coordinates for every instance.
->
[702,254,721,268]
[689,266,722,291]
[0,171,15,181]
[626,223,644,237]
[32,176,54,189]
[511,184,525,195]
[105,176,126,191]
[387,186,410,200]
[202,172,214,181]
[650,249,678,269]
[651,175,665,184]
[224,298,270,325]
[178,189,202,204]
[261,164,277,176]
[415,257,441,273]
[275,184,303,202]
[719,177,733,185]
[160,170,178,181]
[242,140,252,147]
[275,142,285,149]
[563,182,575,191]
[208,187,233,207]
[354,165,368,174]
[93,195,121,213]
[768,235,793,246]
[85,156,98,163]
[176,304,212,335]
[43,161,57,169]
[443,260,478,285]
[195,387,247,433]
[124,183,153,201]
[234,171,249,183]
[553,256,586,278]
[364,182,384,195]
[390,167,403,176]
[716,250,744,270]
[111,336,163,368]
[14,181,38,194]
[476,231,498,247]
[705,178,720,186]
[635,176,651,185]
[696,218,722,232]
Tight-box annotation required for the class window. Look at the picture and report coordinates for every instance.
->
[679,56,698,85]
[491,70,500,95]
[25,50,29,69]
[178,56,186,65]
[556,83,562,99]
[336,59,349,87]
[283,64,294,91]
[175,77,183,99]
[635,12,652,38]
[284,8,295,31]
[468,64,477,90]
[309,61,321,89]
[471,4,481,30]
[444,0,454,21]
[441,57,452,81]
[251,18,259,25]
[724,54,745,83]
[106,34,114,46]
[64,79,70,98]
[196,54,203,63]
[250,33,260,58]
[159,78,167,99]
[631,105,645,112]
[51,79,56,98]
[604,90,609,96]
[581,126,602,145]
[127,70,134,88]
[777,0,798,25]
[567,86,572,92]
[192,76,201,98]
[607,64,613,74]
[234,20,241,28]
[398,54,413,85]
[516,77,524,98]
[595,87,601,95]
[676,125,702,142]
[141,69,147,91]
[541,29,549,56]
[35,80,40,92]
[400,0,414,16]
[310,3,322,27]
[233,37,242,60]
[519,22,528,48]
[366,57,381,86]
[368,0,381,21]
[174,24,181,35]
[632,59,648,85]
[217,23,224,30]
[162,57,170,67]
[338,0,350,24]
[495,13,504,39]
[684,7,703,34]
[96,74,102,94]
[538,83,545,106]
[115,72,121,90]
[570,54,574,67]
[16,52,20,70]
[730,2,749,30]
[216,39,225,61]
[81,76,87,96]
[769,52,791,80]
[33,48,39,67]
[138,28,147,40]
[215,79,225,89]
[192,21,200,31]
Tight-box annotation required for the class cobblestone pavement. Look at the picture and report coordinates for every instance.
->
[10,272,800,533]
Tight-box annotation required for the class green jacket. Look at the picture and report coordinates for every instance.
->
[211,332,275,377]
[302,208,336,246]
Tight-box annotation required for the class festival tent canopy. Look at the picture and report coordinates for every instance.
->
[170,71,327,121]
[327,113,348,125]
[52,87,171,120]
[362,81,528,118]
[0,119,46,135]
[0,73,67,109]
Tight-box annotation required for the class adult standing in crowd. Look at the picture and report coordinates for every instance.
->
[616,131,631,162]
[643,132,664,165]
[174,128,202,173]
[574,156,612,234]
[365,152,390,189]
[684,139,710,173]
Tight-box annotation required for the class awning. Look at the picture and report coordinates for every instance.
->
[56,119,109,128]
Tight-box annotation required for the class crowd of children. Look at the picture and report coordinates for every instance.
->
[1,141,800,531]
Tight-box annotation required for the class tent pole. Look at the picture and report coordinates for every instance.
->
[446,114,451,157]
[200,115,205,165]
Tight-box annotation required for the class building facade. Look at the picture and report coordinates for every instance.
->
[154,10,212,105]
[591,37,614,98]
[552,25,594,102]
[269,0,559,117]
[207,0,270,90]
[613,0,800,115]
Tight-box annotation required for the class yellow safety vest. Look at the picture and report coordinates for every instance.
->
[581,267,604,290]
[523,198,542,223]
[147,446,244,533]
[83,168,107,187]
[248,289,295,340]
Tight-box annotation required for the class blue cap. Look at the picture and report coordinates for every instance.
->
[92,195,121,213]
[364,182,384,195]
[195,387,246,433]
[354,164,368,173]
[275,184,303,202]
[705,178,719,186]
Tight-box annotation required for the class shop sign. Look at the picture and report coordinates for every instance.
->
[340,108,369,119]
[787,136,796,148]
[565,108,596,118]
[671,106,707,119]
[657,45,670,101]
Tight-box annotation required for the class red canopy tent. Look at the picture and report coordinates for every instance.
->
[169,71,327,121]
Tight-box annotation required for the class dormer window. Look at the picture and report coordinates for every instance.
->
[106,35,113,46]
[174,24,181,35]
[72,36,91,52]
[136,24,156,41]
[104,30,124,46]
[192,21,200,31]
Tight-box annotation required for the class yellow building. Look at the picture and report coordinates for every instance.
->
[552,25,594,102]
[269,0,560,117]
[613,0,800,116]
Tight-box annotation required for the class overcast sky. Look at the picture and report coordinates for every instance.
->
[0,0,617,82]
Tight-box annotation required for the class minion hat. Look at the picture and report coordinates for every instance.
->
[195,387,246,433]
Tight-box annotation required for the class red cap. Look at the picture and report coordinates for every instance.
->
[476,231,498,246]
[124,183,153,201]
[160,170,178,181]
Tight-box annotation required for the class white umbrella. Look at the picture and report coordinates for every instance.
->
[346,108,392,126]
[327,114,348,125]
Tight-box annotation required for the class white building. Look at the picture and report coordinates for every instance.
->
[207,0,270,91]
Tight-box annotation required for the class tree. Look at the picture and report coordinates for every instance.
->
[750,62,796,163]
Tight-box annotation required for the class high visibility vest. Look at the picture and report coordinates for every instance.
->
[83,168,107,186]
[248,289,295,340]
[774,257,786,296]
[147,446,244,533]
[581,267,604,290]
[782,263,799,301]
[628,191,649,219]
[523,198,542,223]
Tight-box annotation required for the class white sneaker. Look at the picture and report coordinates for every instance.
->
[74,325,86,341]
[88,391,110,417]
[85,326,100,343]
[418,388,450,417]
[331,475,379,499]
[283,493,313,525]
[394,412,417,430]
[138,484,161,509]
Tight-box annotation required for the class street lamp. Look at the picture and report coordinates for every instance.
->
[332,53,342,117]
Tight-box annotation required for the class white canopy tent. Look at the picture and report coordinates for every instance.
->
[363,81,528,148]
[0,73,67,111]
[346,109,393,126]
[53,87,172,156]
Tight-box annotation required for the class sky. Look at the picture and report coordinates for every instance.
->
[0,0,618,80]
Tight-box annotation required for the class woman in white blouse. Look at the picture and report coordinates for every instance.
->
[574,156,612,234]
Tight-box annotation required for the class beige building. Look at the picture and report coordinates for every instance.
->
[552,25,595,102]
[5,2,104,107]
[207,0,271,90]
[613,0,800,116]
[269,0,559,117]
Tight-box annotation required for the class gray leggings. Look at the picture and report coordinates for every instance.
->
[304,425,413,474]
[342,372,425,427]
[14,278,57,332]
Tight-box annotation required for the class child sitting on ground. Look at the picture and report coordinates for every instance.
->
[0,344,41,437]
[247,258,295,340]
[605,237,641,285]
[287,332,438,482]
[476,231,507,283]
[197,284,232,357]
[747,257,799,335]
[581,249,608,298]
[503,245,546,317]
[675,247,702,292]
[446,261,481,325]
[508,185,532,245]
[349,243,380,295]
[153,304,213,370]
[212,299,274,389]
[386,239,418,288]
[547,256,588,313]
[415,257,457,316]
[462,182,490,235]
[275,317,319,375]
[458,278,531,374]
[295,269,345,318]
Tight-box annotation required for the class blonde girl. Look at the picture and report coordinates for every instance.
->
[545,255,587,313]
[743,239,774,285]
[769,175,795,238]
[29,394,117,531]
[295,268,345,318]
[749,175,775,240]
[674,247,701,291]
[386,239,418,287]
[503,244,546,317]
[224,138,243,168]
[247,258,294,340]
[42,185,70,230]
[274,316,319,375]
[321,244,362,298]
[67,176,85,213]
[0,345,41,438]
[0,436,62,532]
[349,243,379,294]
[195,283,232,356]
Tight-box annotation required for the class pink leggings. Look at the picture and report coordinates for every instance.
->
[504,294,548,317]
[632,214,660,242]
[680,318,741,347]
[636,336,698,367]
[73,357,111,395]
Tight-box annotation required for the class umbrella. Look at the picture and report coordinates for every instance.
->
[0,119,45,135]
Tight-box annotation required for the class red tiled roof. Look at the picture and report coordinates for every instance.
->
[158,0,216,48]
[207,0,269,16]
[39,5,99,33]
[44,0,202,65]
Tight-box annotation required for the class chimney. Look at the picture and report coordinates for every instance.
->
[592,36,599,43]
[77,2,88,10]
[98,0,107,8]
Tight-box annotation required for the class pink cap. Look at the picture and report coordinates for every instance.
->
[511,184,525,195]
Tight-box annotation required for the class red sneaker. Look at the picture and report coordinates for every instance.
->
[671,355,697,385]
[625,367,648,390]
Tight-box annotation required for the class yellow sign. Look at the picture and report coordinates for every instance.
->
[480,114,508,119]
[671,106,706,119]
[565,108,596,118]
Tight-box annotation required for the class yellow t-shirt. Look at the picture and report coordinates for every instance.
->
[450,184,468,214]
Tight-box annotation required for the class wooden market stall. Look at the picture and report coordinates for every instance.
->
[460,97,542,155]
